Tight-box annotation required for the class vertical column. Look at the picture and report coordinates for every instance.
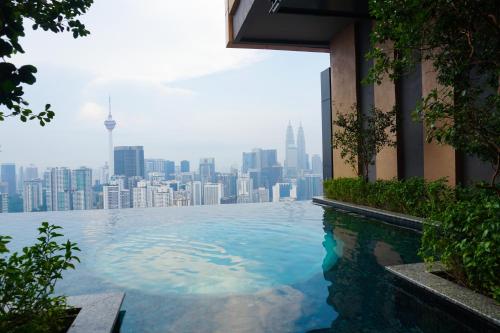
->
[330,24,359,178]
[421,59,456,185]
[374,41,398,180]
[321,68,333,180]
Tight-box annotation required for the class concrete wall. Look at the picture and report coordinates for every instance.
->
[324,21,491,184]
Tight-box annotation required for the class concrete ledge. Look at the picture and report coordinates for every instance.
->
[387,263,500,329]
[312,196,424,231]
[67,292,125,333]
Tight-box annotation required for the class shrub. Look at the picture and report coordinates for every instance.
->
[323,177,454,218]
[0,222,80,332]
[420,193,500,302]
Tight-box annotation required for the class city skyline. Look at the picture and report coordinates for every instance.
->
[0,122,323,213]
[1,120,319,173]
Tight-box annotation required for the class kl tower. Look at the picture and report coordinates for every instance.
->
[104,96,116,177]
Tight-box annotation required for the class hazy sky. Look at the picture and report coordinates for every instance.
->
[0,0,329,172]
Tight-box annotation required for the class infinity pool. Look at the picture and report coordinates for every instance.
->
[0,202,479,332]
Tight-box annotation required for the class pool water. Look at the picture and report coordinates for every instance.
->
[0,202,480,332]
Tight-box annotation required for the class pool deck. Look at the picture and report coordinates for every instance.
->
[67,292,125,333]
[312,196,424,231]
[387,263,500,329]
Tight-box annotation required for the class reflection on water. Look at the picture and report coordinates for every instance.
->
[0,202,484,332]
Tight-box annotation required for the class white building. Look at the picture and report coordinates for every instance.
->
[0,193,8,213]
[103,180,130,210]
[23,179,44,212]
[203,183,222,205]
[44,168,72,211]
[190,181,202,206]
[237,173,252,203]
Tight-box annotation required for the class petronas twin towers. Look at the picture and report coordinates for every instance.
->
[284,122,309,178]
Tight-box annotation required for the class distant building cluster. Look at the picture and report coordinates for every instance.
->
[0,116,322,213]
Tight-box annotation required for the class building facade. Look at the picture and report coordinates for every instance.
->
[225,0,491,185]
[114,146,145,179]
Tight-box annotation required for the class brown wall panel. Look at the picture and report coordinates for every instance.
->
[330,24,358,178]
[374,41,398,180]
[421,59,456,185]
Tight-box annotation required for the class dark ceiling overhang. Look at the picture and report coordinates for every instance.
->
[229,0,370,52]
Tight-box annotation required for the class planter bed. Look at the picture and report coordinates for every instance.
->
[386,263,500,332]
[312,196,424,231]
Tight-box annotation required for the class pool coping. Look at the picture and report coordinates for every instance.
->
[386,262,500,328]
[67,292,125,333]
[312,196,424,231]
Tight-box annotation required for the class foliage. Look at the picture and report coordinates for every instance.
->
[0,222,80,332]
[323,177,454,217]
[366,0,500,186]
[324,177,500,301]
[419,193,500,301]
[333,105,396,181]
[0,0,93,126]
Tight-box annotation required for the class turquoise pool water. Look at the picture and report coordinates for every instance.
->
[0,202,480,332]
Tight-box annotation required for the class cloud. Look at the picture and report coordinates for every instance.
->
[16,0,266,84]
[78,102,107,122]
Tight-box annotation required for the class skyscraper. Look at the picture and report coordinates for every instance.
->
[190,181,202,206]
[114,146,145,179]
[296,123,308,173]
[284,122,298,178]
[1,163,16,196]
[237,173,252,203]
[164,160,175,180]
[311,154,322,175]
[23,179,44,212]
[104,97,117,177]
[24,164,39,181]
[180,160,190,173]
[203,183,222,205]
[44,167,72,211]
[72,167,93,210]
[199,158,215,184]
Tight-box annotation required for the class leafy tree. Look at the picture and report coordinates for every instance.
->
[366,0,500,188]
[0,222,80,332]
[333,105,396,181]
[0,0,93,126]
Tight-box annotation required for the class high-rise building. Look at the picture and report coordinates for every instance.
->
[297,174,323,200]
[190,181,202,206]
[132,181,150,208]
[104,97,117,177]
[44,168,72,211]
[0,193,8,213]
[203,183,222,205]
[17,166,24,194]
[145,158,165,175]
[242,148,282,201]
[180,160,190,173]
[284,122,298,178]
[114,146,145,179]
[237,173,252,203]
[1,163,16,196]
[103,180,130,210]
[72,167,93,210]
[311,154,322,175]
[164,160,175,180]
[297,123,309,172]
[199,158,215,184]
[23,179,44,212]
[217,173,237,202]
[24,164,39,181]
